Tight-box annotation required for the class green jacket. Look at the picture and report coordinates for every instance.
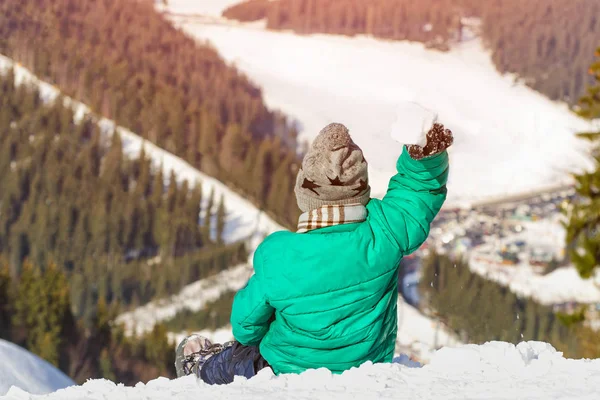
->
[230,147,449,374]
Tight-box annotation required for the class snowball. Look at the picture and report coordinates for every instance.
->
[390,101,438,147]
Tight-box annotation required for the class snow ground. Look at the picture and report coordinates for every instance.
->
[0,340,75,396]
[165,7,595,206]
[4,341,599,400]
[469,216,600,305]
[0,54,284,255]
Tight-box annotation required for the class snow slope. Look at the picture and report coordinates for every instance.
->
[0,54,284,254]
[0,340,74,396]
[115,264,253,336]
[4,341,599,400]
[165,8,595,206]
[469,216,600,305]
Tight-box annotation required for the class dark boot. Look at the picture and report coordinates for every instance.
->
[198,341,271,385]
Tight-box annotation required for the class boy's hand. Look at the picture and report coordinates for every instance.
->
[407,123,453,160]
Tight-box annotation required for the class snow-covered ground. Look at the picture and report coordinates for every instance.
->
[469,216,600,305]
[0,339,75,396]
[115,264,253,336]
[163,4,594,207]
[4,341,599,400]
[0,53,284,255]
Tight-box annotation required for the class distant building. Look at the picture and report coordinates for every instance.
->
[498,250,519,265]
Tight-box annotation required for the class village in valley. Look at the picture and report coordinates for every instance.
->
[400,186,600,332]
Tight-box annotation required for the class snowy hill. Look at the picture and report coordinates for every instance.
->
[161,2,595,207]
[0,50,458,365]
[0,53,283,255]
[3,341,599,400]
[0,339,74,396]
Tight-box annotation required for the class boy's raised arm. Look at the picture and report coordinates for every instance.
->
[368,123,452,255]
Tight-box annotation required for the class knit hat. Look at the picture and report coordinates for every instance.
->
[295,123,371,213]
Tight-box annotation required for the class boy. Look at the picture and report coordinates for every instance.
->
[175,120,453,384]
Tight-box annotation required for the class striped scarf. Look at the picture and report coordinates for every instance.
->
[297,204,367,233]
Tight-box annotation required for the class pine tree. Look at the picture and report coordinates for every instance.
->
[12,261,72,366]
[218,124,246,179]
[565,47,600,278]
[142,323,174,375]
[216,194,226,245]
[251,139,273,207]
[522,301,539,341]
[99,348,116,382]
[203,188,215,243]
[0,260,12,339]
[188,183,203,247]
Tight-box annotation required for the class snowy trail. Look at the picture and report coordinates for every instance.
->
[115,264,253,336]
[164,5,595,207]
[4,341,599,400]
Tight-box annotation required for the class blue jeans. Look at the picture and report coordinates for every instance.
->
[198,341,271,385]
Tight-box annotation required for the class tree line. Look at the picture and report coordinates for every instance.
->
[223,0,600,104]
[0,66,254,384]
[0,0,302,228]
[0,69,248,320]
[0,260,176,385]
[419,252,600,359]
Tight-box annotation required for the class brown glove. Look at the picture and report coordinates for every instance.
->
[407,123,453,160]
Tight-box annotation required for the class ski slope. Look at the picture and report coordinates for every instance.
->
[0,53,284,255]
[0,340,74,396]
[4,341,599,400]
[164,4,595,206]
